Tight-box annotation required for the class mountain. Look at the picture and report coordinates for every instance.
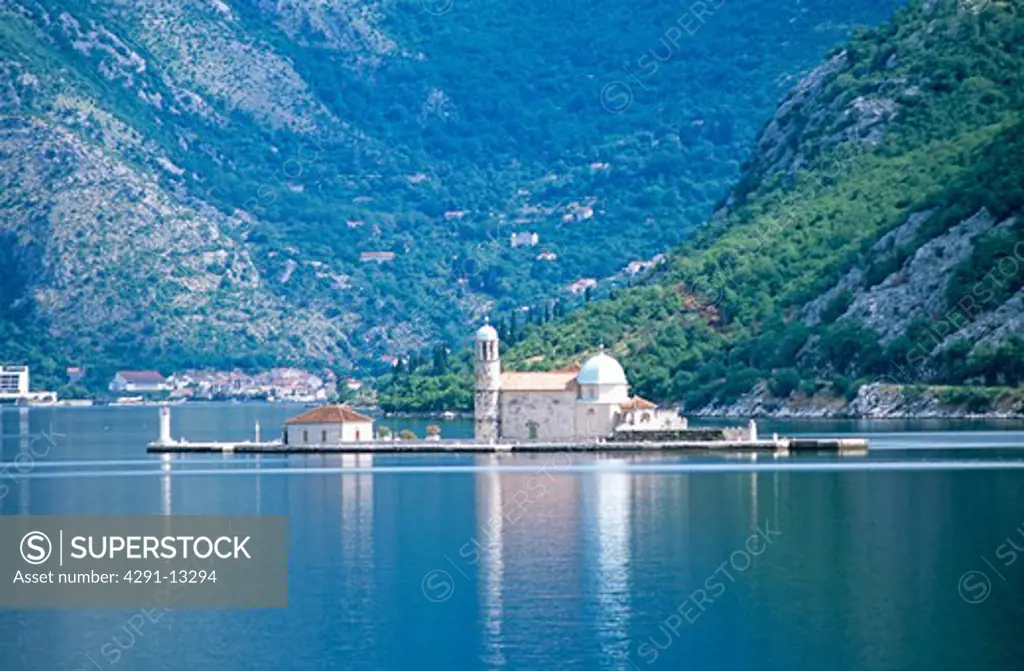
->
[0,0,904,389]
[380,0,1024,416]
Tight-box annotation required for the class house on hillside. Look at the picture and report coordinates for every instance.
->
[511,232,539,247]
[284,405,374,445]
[66,366,86,385]
[109,371,169,394]
[568,278,598,295]
[360,251,396,264]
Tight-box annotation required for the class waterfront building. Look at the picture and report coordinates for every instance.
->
[109,370,170,394]
[473,322,685,442]
[0,365,29,397]
[284,405,374,446]
[0,365,57,404]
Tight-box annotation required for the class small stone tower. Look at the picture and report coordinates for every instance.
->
[474,317,501,443]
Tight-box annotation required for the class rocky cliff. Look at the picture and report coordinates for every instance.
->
[0,0,905,386]
[449,0,1024,416]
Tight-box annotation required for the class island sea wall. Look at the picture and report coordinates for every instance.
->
[610,427,752,442]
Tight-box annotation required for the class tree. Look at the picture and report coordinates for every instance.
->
[768,368,801,398]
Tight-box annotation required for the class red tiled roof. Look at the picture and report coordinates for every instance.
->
[285,405,373,425]
[500,371,579,392]
[620,397,657,410]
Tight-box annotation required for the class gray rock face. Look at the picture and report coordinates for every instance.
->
[840,208,1000,344]
[797,203,1023,382]
[0,89,354,365]
[802,209,933,327]
[937,286,1024,356]
[752,51,850,180]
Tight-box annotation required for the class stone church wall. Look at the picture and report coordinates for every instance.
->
[573,402,621,440]
[501,391,577,440]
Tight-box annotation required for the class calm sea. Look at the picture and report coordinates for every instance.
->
[1,404,1023,670]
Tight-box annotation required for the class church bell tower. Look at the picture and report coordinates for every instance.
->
[474,317,501,443]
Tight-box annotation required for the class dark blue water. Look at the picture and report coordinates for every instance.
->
[1,405,1023,670]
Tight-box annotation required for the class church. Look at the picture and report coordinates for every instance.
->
[473,318,686,442]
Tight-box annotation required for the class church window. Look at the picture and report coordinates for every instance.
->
[641,412,652,423]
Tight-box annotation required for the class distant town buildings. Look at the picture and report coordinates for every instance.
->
[165,368,335,403]
[536,251,558,262]
[444,210,468,220]
[109,371,170,394]
[66,366,86,385]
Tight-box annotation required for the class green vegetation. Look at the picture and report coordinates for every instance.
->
[0,0,902,377]
[382,0,1024,412]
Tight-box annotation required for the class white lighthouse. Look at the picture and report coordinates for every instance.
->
[156,403,174,446]
[474,317,501,443]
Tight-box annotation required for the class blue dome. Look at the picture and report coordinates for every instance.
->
[576,352,627,386]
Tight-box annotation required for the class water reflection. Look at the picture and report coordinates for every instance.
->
[340,454,375,656]
[17,408,30,514]
[590,463,632,665]
[161,452,173,515]
[476,468,505,667]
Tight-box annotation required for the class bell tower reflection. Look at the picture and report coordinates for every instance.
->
[475,466,506,667]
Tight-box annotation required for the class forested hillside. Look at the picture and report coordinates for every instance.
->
[0,0,902,389]
[381,0,1024,415]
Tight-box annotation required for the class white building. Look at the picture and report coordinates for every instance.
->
[109,370,170,394]
[0,365,29,398]
[0,365,56,403]
[511,232,539,247]
[284,405,374,446]
[473,321,684,442]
